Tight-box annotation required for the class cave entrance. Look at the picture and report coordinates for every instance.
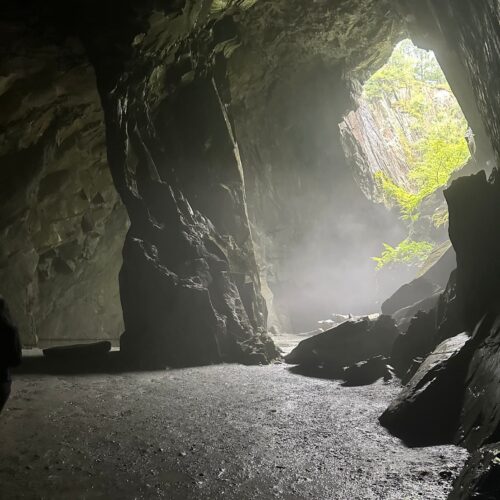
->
[257,39,473,352]
[343,38,471,276]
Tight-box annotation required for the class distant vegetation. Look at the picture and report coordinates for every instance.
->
[365,39,470,270]
[372,239,435,271]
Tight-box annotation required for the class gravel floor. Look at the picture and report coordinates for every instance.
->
[0,352,468,500]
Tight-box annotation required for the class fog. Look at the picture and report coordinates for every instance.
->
[266,166,414,334]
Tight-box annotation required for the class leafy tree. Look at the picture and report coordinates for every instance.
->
[365,39,470,269]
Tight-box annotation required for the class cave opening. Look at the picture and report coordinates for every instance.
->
[347,38,471,278]
[257,38,473,351]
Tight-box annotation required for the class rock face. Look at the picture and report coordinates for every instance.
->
[382,245,456,317]
[435,270,464,345]
[390,309,438,378]
[342,356,393,387]
[455,314,500,450]
[380,332,471,446]
[340,99,413,201]
[382,278,441,317]
[0,17,127,347]
[448,443,500,500]
[445,171,500,331]
[285,315,398,371]
[230,2,407,332]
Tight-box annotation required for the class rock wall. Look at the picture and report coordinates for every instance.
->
[0,14,127,347]
[75,2,281,366]
[229,2,408,332]
[0,0,411,355]
[340,98,413,201]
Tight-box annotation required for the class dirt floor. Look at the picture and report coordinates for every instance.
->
[0,350,468,500]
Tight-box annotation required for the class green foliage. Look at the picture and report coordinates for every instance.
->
[366,40,469,223]
[372,238,435,270]
[432,208,449,228]
[366,40,470,270]
[374,171,420,221]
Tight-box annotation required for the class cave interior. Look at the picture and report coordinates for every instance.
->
[1,1,500,498]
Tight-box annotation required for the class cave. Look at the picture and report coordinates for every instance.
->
[2,1,500,498]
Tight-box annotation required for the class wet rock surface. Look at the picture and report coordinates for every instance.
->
[455,315,500,450]
[0,355,468,500]
[380,333,471,447]
[392,292,440,333]
[448,443,500,500]
[445,170,500,331]
[342,356,393,387]
[391,309,438,378]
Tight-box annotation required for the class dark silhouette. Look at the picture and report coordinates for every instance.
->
[0,296,22,413]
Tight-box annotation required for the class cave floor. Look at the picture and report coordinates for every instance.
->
[0,353,468,500]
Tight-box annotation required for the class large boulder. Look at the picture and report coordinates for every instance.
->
[391,270,466,382]
[448,443,500,500]
[381,277,441,316]
[381,243,456,316]
[284,315,398,370]
[392,292,441,333]
[342,356,393,386]
[379,332,472,446]
[390,308,438,378]
[435,270,464,344]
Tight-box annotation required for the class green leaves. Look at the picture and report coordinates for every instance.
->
[366,39,470,270]
[372,239,435,270]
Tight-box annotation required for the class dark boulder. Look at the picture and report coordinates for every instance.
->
[435,270,464,344]
[342,356,393,386]
[118,181,280,368]
[391,308,438,378]
[392,292,441,333]
[379,332,472,446]
[284,315,398,370]
[448,443,500,500]
[381,277,441,316]
[43,341,112,361]
[419,243,457,289]
[401,357,424,385]
[381,244,456,317]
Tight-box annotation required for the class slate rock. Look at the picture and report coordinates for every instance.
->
[342,356,393,386]
[401,357,424,385]
[445,170,500,330]
[379,332,472,446]
[392,292,441,333]
[448,442,500,500]
[381,277,441,316]
[391,309,438,378]
[435,270,464,344]
[284,315,398,370]
[455,314,500,450]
